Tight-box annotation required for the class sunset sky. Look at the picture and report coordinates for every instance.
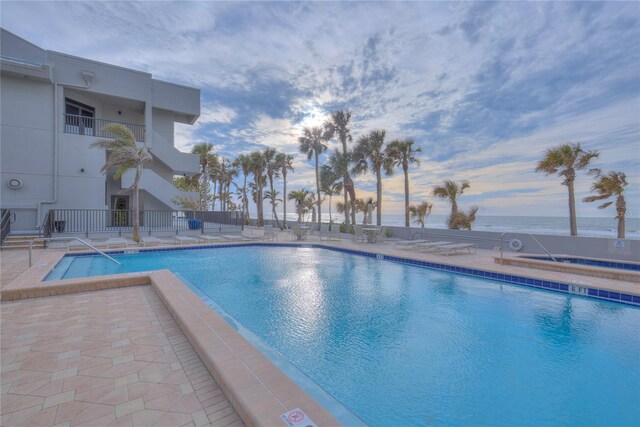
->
[3,1,639,218]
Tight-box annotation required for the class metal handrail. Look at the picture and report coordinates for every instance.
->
[29,237,121,267]
[499,232,557,264]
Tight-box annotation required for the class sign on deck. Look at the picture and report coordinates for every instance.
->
[281,408,318,427]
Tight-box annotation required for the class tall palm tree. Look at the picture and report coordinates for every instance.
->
[191,142,214,210]
[320,164,343,227]
[263,189,282,220]
[298,126,328,228]
[277,153,294,229]
[409,201,433,228]
[232,154,252,225]
[263,148,282,228]
[433,180,470,229]
[249,151,267,226]
[288,189,310,223]
[536,142,599,236]
[324,110,355,227]
[583,170,628,238]
[387,139,421,227]
[91,124,152,242]
[325,150,357,230]
[353,130,393,226]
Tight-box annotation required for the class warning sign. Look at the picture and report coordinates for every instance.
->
[280,408,318,427]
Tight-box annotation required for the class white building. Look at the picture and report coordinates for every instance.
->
[0,28,200,233]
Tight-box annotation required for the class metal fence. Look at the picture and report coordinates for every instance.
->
[47,209,242,236]
[64,114,146,142]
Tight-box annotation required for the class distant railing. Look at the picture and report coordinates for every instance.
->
[46,209,242,236]
[1,209,12,244]
[64,114,146,142]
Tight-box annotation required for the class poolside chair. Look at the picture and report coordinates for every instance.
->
[378,227,402,244]
[197,235,223,243]
[307,223,321,240]
[221,234,243,241]
[289,224,307,241]
[241,232,262,241]
[262,225,277,241]
[173,236,197,245]
[352,225,366,243]
[394,237,432,250]
[414,241,451,252]
[66,238,91,251]
[107,237,128,248]
[321,226,341,242]
[139,236,163,247]
[435,243,477,255]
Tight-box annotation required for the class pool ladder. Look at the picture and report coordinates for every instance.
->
[499,232,557,264]
[28,237,121,267]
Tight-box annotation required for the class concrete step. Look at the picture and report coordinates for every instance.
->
[1,235,45,250]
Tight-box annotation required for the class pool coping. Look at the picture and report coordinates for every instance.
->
[2,242,639,426]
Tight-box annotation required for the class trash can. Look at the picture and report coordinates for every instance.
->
[187,219,201,230]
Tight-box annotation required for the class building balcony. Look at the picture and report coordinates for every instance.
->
[64,114,145,143]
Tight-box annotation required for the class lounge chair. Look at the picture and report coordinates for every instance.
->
[221,234,244,241]
[394,239,432,250]
[173,236,197,245]
[241,232,262,241]
[435,243,477,255]
[378,227,402,244]
[107,238,128,248]
[414,241,451,252]
[66,238,91,250]
[139,236,163,247]
[321,226,341,242]
[197,235,223,243]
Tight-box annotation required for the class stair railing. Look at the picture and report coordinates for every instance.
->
[29,237,121,267]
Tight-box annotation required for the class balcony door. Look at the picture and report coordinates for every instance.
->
[65,98,95,136]
[111,196,130,227]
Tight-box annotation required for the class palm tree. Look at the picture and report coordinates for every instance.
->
[583,169,628,238]
[249,151,267,226]
[277,153,294,229]
[433,180,470,229]
[232,154,252,225]
[288,189,310,223]
[263,189,282,220]
[324,110,355,227]
[450,206,479,230]
[536,142,599,236]
[191,143,215,210]
[91,124,152,242]
[264,148,282,228]
[325,150,357,230]
[353,130,393,226]
[409,201,433,228]
[387,139,421,227]
[298,126,328,228]
[320,164,343,227]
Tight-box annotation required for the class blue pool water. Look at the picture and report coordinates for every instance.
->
[49,246,640,426]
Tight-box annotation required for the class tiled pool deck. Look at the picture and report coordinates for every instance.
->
[1,236,638,426]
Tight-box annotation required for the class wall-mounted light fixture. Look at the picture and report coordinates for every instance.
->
[7,178,23,189]
[80,168,85,173]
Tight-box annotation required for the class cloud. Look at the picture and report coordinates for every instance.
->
[3,1,638,218]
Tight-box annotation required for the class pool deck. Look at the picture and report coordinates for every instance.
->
[1,236,638,426]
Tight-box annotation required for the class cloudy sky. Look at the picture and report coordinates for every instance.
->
[3,1,639,219]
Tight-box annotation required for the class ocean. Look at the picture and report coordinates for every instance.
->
[276,213,640,240]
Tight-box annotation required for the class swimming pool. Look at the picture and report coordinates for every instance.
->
[48,245,640,426]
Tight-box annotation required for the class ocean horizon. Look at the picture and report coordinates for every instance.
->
[268,213,640,240]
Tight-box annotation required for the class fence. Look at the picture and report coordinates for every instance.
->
[64,114,146,142]
[46,209,242,236]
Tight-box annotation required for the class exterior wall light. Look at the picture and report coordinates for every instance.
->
[7,178,23,189]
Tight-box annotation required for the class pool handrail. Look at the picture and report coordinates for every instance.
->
[28,237,122,267]
[499,232,557,264]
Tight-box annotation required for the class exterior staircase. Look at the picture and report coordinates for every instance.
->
[0,234,44,250]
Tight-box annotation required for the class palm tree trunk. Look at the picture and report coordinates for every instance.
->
[567,180,578,236]
[448,199,458,229]
[282,172,287,229]
[376,168,382,226]
[132,166,141,242]
[329,194,333,226]
[315,152,321,228]
[403,165,410,227]
[343,181,350,228]
[268,174,281,228]
[242,175,248,225]
[617,196,626,239]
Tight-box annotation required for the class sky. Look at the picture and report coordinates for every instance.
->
[2,1,639,219]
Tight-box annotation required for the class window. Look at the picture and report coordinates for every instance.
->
[65,98,95,136]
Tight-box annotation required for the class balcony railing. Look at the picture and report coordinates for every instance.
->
[64,114,145,142]
[45,209,242,237]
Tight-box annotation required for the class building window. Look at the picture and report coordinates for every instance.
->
[65,98,95,136]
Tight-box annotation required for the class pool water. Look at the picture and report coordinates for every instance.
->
[49,246,640,426]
